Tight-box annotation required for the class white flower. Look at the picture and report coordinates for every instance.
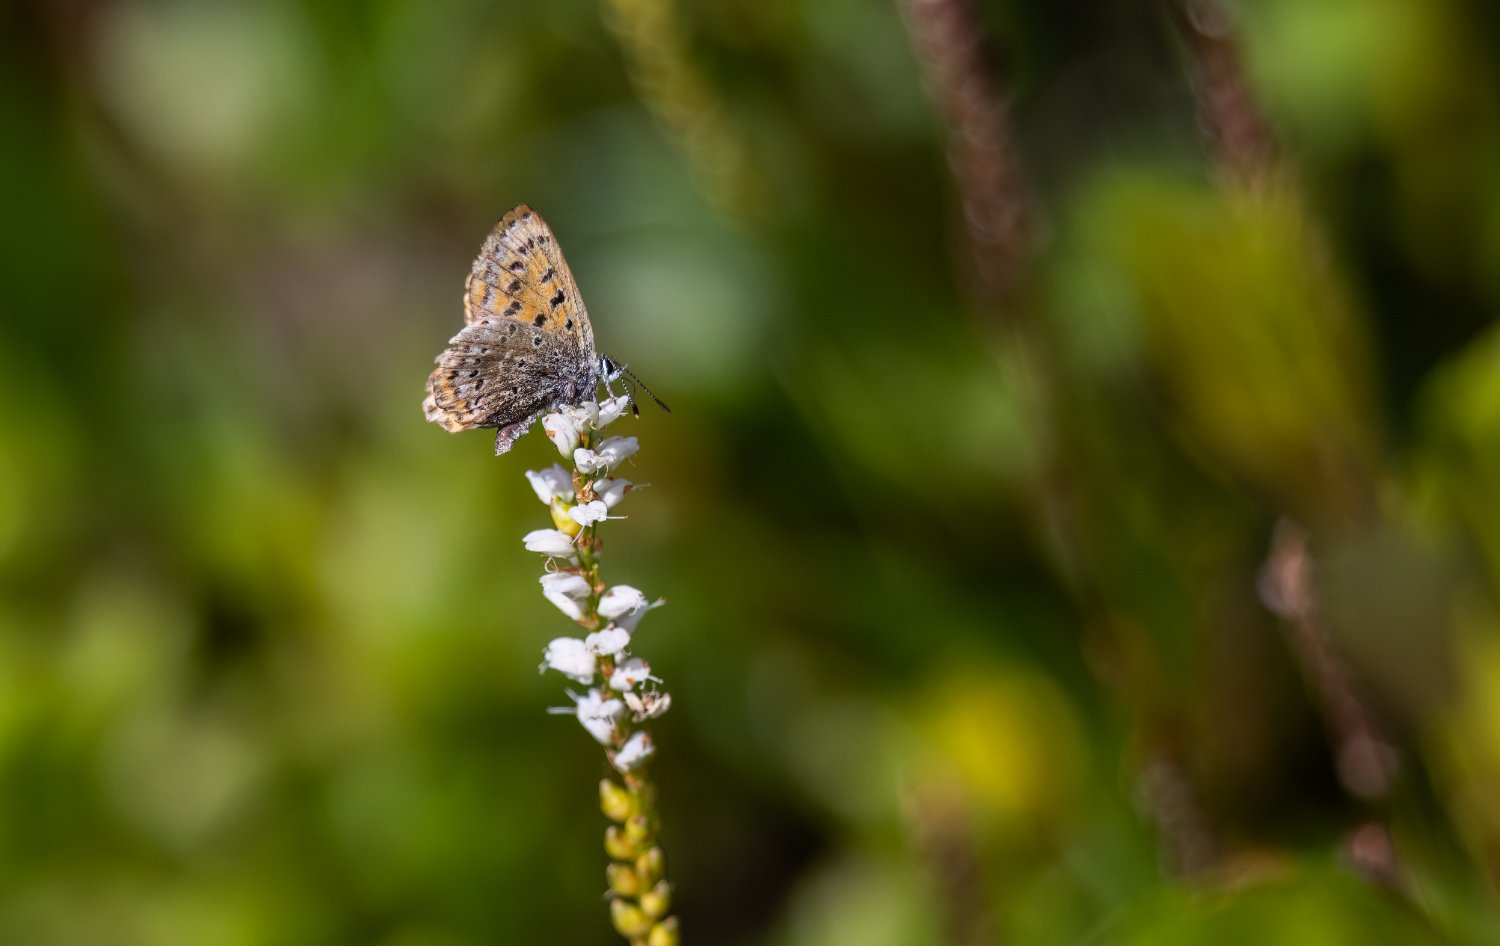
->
[562,402,600,429]
[613,731,654,771]
[598,585,660,631]
[540,572,592,621]
[568,500,612,528]
[586,626,631,656]
[624,689,672,721]
[598,395,632,426]
[572,448,605,475]
[594,477,632,509]
[525,465,574,505]
[543,412,582,456]
[609,657,655,691]
[524,529,578,558]
[574,688,623,745]
[598,436,639,466]
[574,436,639,475]
[541,637,596,683]
[598,585,647,619]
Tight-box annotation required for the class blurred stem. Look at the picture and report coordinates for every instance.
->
[1260,520,1405,886]
[1178,3,1404,884]
[899,0,1235,884]
[1173,0,1278,192]
[601,0,758,219]
[896,0,1031,314]
[903,782,998,946]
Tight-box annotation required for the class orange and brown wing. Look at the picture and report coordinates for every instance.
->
[463,205,593,351]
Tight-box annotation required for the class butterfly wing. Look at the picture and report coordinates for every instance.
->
[464,205,597,363]
[423,319,602,453]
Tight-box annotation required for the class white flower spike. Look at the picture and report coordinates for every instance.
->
[522,399,675,926]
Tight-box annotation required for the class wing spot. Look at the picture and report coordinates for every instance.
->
[532,313,546,327]
[507,260,526,274]
[540,267,555,282]
[506,279,522,294]
[507,324,518,335]
[532,335,542,347]
[503,301,521,317]
[548,290,566,309]
[565,318,574,331]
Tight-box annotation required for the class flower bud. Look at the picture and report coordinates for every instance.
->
[604,825,640,861]
[624,813,653,845]
[635,847,665,886]
[647,916,680,946]
[640,880,672,919]
[605,862,641,897]
[600,779,634,822]
[551,497,581,536]
[610,899,652,938]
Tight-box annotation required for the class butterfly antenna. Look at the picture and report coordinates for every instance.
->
[622,367,671,414]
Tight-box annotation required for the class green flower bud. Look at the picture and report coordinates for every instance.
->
[647,916,680,946]
[551,497,581,536]
[624,813,653,845]
[610,899,652,938]
[635,846,665,886]
[640,880,672,919]
[604,825,640,861]
[606,863,641,897]
[599,779,634,822]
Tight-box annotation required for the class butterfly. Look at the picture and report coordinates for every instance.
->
[423,205,660,454]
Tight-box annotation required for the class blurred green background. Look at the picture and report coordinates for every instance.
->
[3,0,1500,942]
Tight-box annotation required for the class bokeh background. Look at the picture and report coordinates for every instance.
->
[4,0,1500,942]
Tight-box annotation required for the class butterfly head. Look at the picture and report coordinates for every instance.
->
[600,355,670,417]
